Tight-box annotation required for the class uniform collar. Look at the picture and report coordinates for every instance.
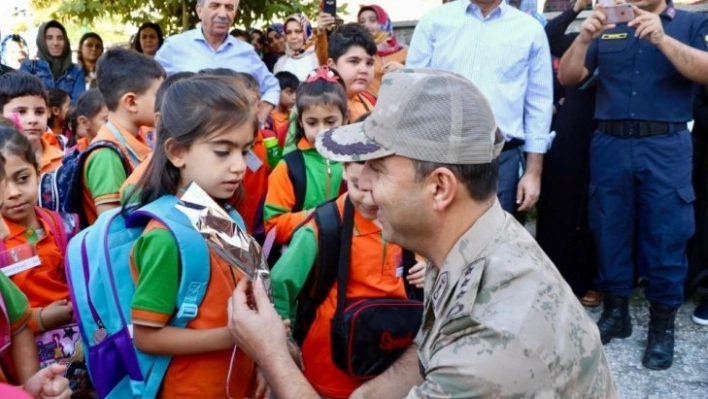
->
[4,208,43,240]
[353,204,380,236]
[39,136,64,170]
[661,3,676,20]
[427,200,507,312]
[105,116,152,161]
[296,137,315,151]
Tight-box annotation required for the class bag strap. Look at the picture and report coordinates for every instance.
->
[70,140,132,225]
[36,208,68,260]
[105,121,142,167]
[291,198,342,344]
[284,150,306,213]
[312,199,343,298]
[127,195,211,398]
[401,250,424,301]
[333,197,356,325]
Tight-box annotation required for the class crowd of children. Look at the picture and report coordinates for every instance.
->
[0,4,424,398]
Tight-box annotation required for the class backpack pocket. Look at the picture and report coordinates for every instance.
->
[330,298,423,379]
[87,324,142,398]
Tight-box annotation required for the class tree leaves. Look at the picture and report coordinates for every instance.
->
[30,0,322,35]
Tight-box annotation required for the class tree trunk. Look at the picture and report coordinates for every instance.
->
[182,0,189,32]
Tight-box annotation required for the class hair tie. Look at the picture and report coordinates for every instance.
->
[305,66,339,84]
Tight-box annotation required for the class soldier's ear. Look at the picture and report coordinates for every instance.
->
[427,167,457,212]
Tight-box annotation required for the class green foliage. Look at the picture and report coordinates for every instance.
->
[30,0,323,35]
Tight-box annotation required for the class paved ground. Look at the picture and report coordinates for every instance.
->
[524,220,708,398]
[585,293,708,399]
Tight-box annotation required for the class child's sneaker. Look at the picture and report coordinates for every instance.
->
[692,298,708,325]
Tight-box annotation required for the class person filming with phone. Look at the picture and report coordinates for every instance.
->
[559,0,708,371]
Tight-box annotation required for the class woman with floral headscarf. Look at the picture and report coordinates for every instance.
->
[273,14,321,81]
[356,5,406,97]
[20,20,85,102]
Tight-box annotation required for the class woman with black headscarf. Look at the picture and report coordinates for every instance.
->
[20,20,85,102]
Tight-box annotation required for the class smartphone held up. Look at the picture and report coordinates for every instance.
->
[597,0,634,24]
[322,0,337,18]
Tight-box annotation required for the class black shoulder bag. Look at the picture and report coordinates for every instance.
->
[330,197,424,379]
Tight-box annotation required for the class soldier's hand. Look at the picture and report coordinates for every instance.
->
[579,7,616,44]
[629,6,665,44]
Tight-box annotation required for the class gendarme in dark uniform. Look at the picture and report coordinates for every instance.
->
[559,0,708,371]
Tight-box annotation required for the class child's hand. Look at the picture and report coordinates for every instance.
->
[406,261,426,289]
[23,363,72,399]
[317,13,336,30]
[249,369,271,399]
[382,61,405,74]
[41,300,73,330]
[283,318,292,336]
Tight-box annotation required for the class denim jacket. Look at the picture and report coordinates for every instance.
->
[20,59,85,103]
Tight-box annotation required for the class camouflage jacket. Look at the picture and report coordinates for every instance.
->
[406,201,618,398]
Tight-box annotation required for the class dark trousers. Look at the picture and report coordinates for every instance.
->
[497,148,522,214]
[589,130,695,308]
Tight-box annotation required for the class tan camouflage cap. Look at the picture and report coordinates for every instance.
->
[315,68,503,164]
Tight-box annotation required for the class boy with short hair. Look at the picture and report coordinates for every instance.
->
[0,71,64,173]
[282,24,377,154]
[120,71,196,205]
[326,23,377,122]
[82,47,165,225]
[271,159,424,398]
[270,71,299,142]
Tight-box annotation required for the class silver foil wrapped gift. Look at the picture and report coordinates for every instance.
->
[175,183,271,297]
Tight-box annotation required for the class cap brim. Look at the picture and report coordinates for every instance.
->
[315,122,394,163]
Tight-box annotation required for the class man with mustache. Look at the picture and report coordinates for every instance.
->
[155,0,280,124]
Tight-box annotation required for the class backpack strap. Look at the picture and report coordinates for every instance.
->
[284,150,306,213]
[126,195,211,398]
[332,197,356,327]
[36,208,69,260]
[69,140,132,226]
[401,250,424,301]
[292,198,343,344]
[105,122,142,167]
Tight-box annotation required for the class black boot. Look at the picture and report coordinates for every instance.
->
[596,293,632,345]
[642,303,678,370]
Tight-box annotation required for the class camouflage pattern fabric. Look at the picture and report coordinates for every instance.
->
[406,201,619,398]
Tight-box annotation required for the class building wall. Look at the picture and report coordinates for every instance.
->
[392,3,708,43]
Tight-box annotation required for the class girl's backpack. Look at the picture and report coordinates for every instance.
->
[65,195,211,398]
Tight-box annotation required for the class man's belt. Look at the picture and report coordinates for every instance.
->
[502,138,524,152]
[598,120,687,138]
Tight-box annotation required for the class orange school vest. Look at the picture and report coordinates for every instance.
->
[236,130,269,234]
[138,223,257,399]
[301,196,408,398]
[2,208,68,308]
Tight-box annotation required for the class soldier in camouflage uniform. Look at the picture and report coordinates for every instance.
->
[227,68,618,399]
